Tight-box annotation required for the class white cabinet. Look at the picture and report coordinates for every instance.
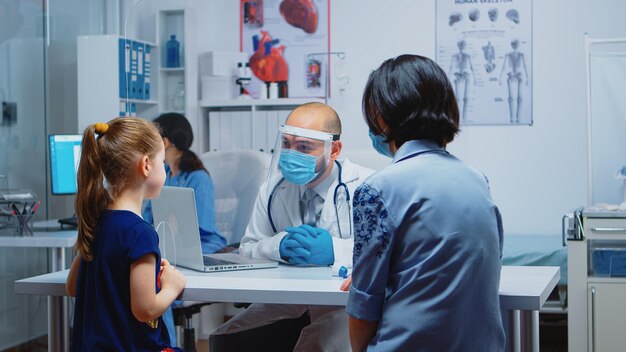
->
[568,211,626,352]
[586,283,626,351]
[199,98,324,153]
[77,35,158,132]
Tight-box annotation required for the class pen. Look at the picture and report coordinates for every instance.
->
[11,203,20,216]
[31,201,41,215]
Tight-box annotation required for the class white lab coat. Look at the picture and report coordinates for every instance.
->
[214,159,374,351]
[239,158,374,265]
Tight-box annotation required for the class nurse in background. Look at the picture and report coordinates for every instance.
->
[344,55,505,351]
[143,112,226,254]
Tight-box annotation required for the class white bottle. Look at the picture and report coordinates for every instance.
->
[237,62,245,78]
[258,82,268,99]
[269,82,278,99]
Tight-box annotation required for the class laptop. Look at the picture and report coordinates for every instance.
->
[151,186,278,272]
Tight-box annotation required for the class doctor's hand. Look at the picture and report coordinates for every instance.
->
[284,224,322,238]
[282,225,335,266]
[279,231,312,264]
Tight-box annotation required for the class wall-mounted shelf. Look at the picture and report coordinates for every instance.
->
[157,8,188,115]
[125,99,159,105]
[200,98,324,109]
[199,98,325,153]
[160,67,185,72]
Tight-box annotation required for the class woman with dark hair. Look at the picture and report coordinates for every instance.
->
[143,113,226,254]
[343,55,505,351]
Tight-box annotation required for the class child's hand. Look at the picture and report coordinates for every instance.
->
[340,275,352,291]
[159,263,186,294]
[157,259,170,289]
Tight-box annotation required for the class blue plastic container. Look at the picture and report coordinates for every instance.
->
[592,249,626,277]
[166,34,180,68]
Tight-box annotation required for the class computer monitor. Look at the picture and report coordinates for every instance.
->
[49,134,82,195]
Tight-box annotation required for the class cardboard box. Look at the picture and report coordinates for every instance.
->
[201,76,237,101]
[199,51,248,77]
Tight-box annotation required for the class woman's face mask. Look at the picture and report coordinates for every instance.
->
[369,130,394,158]
[278,149,326,184]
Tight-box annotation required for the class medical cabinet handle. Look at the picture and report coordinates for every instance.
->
[590,227,626,233]
[590,286,596,352]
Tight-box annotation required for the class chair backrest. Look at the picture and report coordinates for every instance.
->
[340,148,389,171]
[200,149,271,245]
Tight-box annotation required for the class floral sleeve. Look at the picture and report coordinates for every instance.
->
[347,183,397,321]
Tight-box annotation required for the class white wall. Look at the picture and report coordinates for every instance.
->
[129,0,626,236]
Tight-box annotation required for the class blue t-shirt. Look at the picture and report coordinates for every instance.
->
[347,140,505,351]
[143,166,226,254]
[71,210,174,351]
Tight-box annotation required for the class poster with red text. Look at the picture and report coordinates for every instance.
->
[240,0,330,99]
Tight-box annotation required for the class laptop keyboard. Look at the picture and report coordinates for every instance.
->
[203,256,233,266]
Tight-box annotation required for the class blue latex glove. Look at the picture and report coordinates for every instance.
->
[284,224,322,238]
[282,225,335,266]
[279,232,311,264]
[305,227,335,265]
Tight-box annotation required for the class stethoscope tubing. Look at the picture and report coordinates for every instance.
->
[268,160,351,238]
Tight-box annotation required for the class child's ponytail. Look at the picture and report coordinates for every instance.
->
[74,123,111,261]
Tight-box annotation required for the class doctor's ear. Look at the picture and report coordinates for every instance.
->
[330,141,342,161]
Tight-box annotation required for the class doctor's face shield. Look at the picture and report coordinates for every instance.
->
[268,124,339,186]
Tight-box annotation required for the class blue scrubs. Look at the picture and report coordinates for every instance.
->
[143,165,226,254]
[71,210,178,351]
[347,140,505,351]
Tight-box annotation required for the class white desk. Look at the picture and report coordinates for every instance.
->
[16,265,558,352]
[1,220,77,352]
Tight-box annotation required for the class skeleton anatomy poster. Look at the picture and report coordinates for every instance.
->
[436,0,532,125]
[240,0,330,99]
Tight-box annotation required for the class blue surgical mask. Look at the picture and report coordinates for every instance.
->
[369,130,394,158]
[279,149,324,185]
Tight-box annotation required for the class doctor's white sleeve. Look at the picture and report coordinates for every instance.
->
[238,186,288,262]
[331,237,354,267]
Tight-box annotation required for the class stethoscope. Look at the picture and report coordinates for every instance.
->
[268,160,352,238]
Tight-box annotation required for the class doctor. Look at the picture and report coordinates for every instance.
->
[210,102,373,351]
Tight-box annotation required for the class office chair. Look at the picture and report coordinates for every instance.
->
[173,149,271,350]
[200,149,271,246]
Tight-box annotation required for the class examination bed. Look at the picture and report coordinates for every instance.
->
[502,234,568,308]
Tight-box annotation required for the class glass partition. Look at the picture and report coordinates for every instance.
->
[0,0,104,348]
[587,38,626,207]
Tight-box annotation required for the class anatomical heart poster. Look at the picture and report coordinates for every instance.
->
[240,0,330,99]
[436,0,533,126]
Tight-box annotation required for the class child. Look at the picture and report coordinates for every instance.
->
[66,117,187,351]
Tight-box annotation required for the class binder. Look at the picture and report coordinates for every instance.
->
[130,102,137,116]
[144,44,151,100]
[119,38,131,99]
[130,40,138,99]
[133,41,144,99]
[119,100,126,116]
[209,113,221,151]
